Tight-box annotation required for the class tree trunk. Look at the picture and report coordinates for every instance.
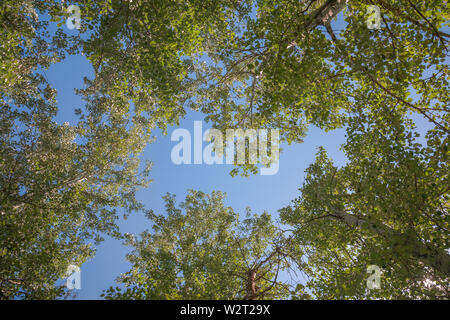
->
[306,0,348,32]
[245,269,257,300]
[332,210,450,277]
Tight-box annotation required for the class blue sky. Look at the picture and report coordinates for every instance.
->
[46,52,350,298]
[43,7,444,299]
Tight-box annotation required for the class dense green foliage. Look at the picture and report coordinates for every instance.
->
[0,0,448,299]
[0,0,154,298]
[281,111,449,299]
[103,191,300,299]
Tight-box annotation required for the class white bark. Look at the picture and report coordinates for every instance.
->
[332,210,450,277]
[306,0,348,32]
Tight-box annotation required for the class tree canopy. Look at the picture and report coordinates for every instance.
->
[0,0,448,299]
[103,190,301,300]
[280,110,449,299]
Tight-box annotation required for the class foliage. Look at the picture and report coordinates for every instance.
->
[0,0,448,299]
[102,190,301,299]
[0,0,150,298]
[280,109,449,299]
